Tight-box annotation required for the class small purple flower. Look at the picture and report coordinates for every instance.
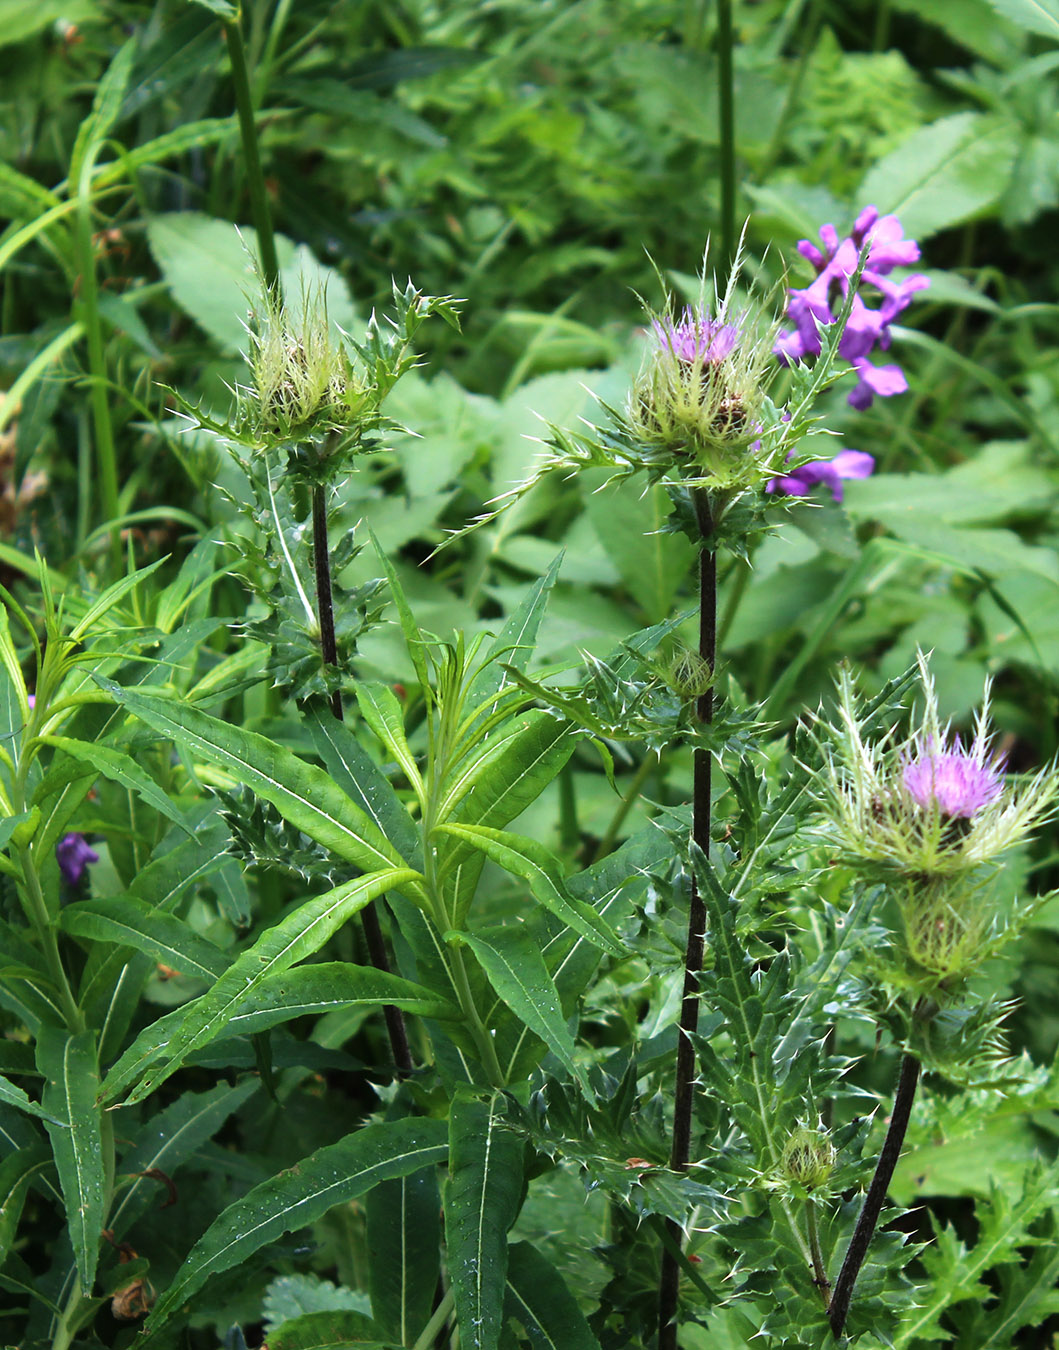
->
[775,206,928,408]
[653,308,739,364]
[56,832,98,886]
[767,449,874,502]
[903,741,1005,820]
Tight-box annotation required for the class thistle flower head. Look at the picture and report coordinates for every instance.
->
[247,282,368,446]
[625,241,782,491]
[780,1124,836,1191]
[815,653,1058,879]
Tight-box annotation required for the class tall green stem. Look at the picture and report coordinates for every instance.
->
[311,484,413,1077]
[717,0,737,283]
[17,847,83,1034]
[224,18,280,295]
[658,491,717,1347]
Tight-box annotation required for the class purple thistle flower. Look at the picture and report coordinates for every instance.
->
[775,206,928,409]
[767,448,874,502]
[902,740,1005,820]
[653,308,739,364]
[56,832,98,886]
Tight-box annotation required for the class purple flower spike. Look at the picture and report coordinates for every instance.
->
[768,448,874,502]
[653,308,739,364]
[775,206,927,409]
[903,741,1005,820]
[56,832,98,886]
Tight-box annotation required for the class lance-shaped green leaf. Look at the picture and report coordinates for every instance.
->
[66,556,166,642]
[435,824,622,957]
[0,1072,61,1125]
[367,527,431,692]
[40,737,193,834]
[60,896,230,982]
[222,962,460,1036]
[102,867,421,1104]
[146,1118,448,1331]
[466,552,564,709]
[439,711,573,826]
[307,707,420,864]
[0,1147,50,1266]
[93,678,423,895]
[366,1163,441,1344]
[446,1089,524,1350]
[36,1028,104,1290]
[353,682,423,799]
[458,928,593,1101]
[504,1241,602,1350]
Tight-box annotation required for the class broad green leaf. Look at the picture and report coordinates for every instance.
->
[859,112,1020,238]
[986,0,1059,38]
[59,896,229,981]
[0,812,34,853]
[467,552,564,709]
[504,1241,601,1350]
[146,1118,448,1330]
[103,867,420,1103]
[446,1089,524,1350]
[354,683,423,797]
[460,928,592,1099]
[0,1147,49,1265]
[222,962,460,1036]
[42,737,192,834]
[306,707,420,864]
[94,678,421,890]
[266,1311,390,1350]
[436,824,623,957]
[366,1164,441,1344]
[110,1080,259,1233]
[585,482,695,623]
[36,1028,104,1290]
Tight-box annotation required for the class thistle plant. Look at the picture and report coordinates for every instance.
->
[813,656,1059,1335]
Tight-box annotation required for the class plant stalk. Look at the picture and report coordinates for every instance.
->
[827,1051,920,1338]
[807,1197,830,1305]
[658,490,716,1348]
[717,0,737,282]
[311,484,413,1077]
[224,18,280,295]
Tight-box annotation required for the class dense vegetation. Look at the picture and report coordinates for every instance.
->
[3,1,1059,1347]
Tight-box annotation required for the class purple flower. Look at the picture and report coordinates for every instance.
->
[767,449,874,502]
[902,741,1005,820]
[56,832,98,886]
[775,206,928,408]
[653,308,739,364]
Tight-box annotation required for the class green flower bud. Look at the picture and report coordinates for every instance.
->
[780,1125,836,1191]
[666,646,714,700]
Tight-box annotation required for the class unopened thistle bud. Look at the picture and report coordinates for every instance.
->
[666,646,714,700]
[248,283,369,451]
[780,1125,836,1191]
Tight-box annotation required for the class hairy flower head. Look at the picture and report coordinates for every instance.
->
[815,654,1058,879]
[780,1125,836,1192]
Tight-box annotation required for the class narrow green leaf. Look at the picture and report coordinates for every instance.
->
[59,896,230,981]
[436,824,623,957]
[94,679,421,889]
[306,707,420,864]
[0,1147,49,1266]
[266,1311,391,1350]
[446,1089,524,1350]
[69,38,135,189]
[43,737,191,833]
[504,1241,601,1350]
[439,711,573,826]
[67,557,167,643]
[467,552,563,709]
[985,0,1059,39]
[222,962,460,1036]
[146,1118,448,1331]
[367,527,431,692]
[460,928,592,1100]
[353,682,423,797]
[366,1164,441,1344]
[36,1028,104,1290]
[104,867,421,1103]
[95,118,241,187]
[0,1072,61,1124]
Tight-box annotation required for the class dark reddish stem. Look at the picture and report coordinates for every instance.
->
[312,484,413,1077]
[658,490,716,1347]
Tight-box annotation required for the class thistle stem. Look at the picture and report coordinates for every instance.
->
[311,484,413,1078]
[224,18,280,295]
[658,490,716,1348]
[806,1197,829,1305]
[827,1052,920,1338]
[717,0,737,285]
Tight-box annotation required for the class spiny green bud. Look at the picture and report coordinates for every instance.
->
[248,283,369,447]
[898,875,992,982]
[666,646,714,700]
[780,1126,836,1191]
